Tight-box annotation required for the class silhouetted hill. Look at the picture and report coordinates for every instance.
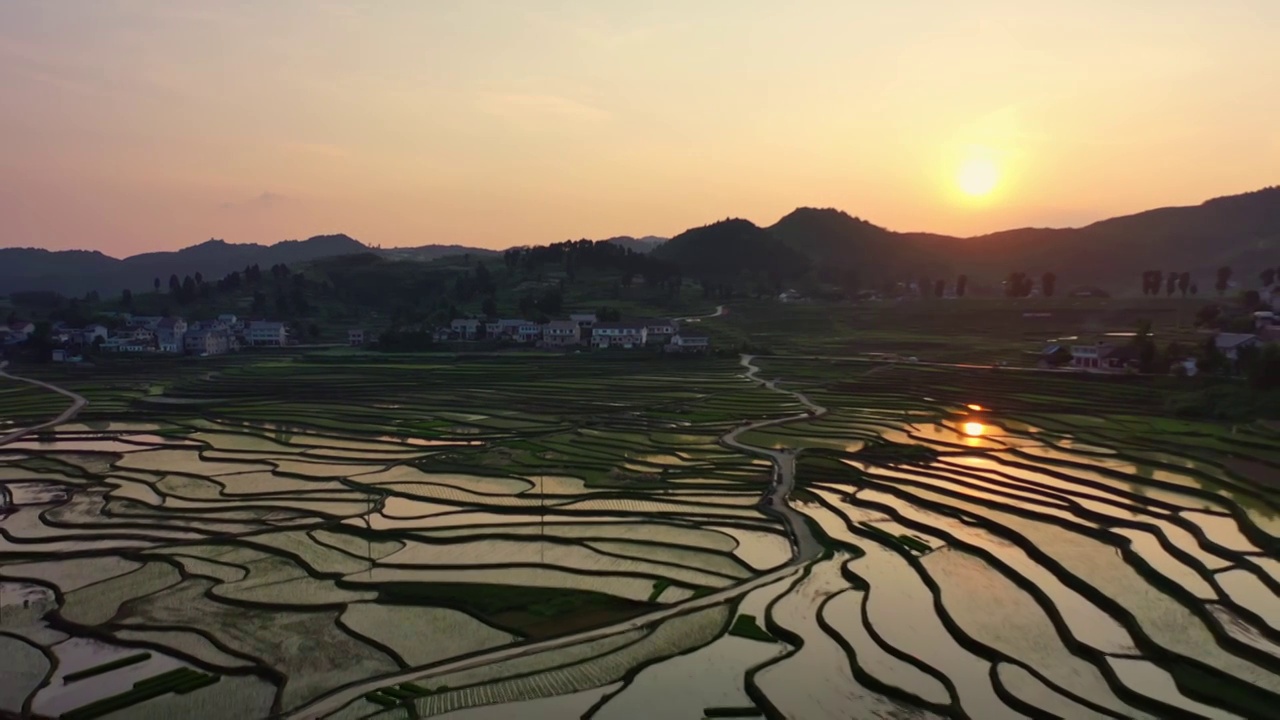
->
[378,244,498,262]
[768,208,950,278]
[955,187,1280,286]
[653,219,808,281]
[604,235,668,253]
[0,235,373,296]
[763,188,1280,290]
[0,234,495,296]
[4,187,1276,298]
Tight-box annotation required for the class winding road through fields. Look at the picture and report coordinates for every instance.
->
[284,352,829,720]
[0,362,87,448]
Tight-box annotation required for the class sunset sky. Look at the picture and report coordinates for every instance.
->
[2,0,1277,255]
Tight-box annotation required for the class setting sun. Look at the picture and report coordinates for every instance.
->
[957,156,1000,197]
[962,422,986,437]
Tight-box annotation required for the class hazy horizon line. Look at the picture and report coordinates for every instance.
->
[2,183,1274,259]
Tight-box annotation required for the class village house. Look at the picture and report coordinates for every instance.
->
[592,322,648,349]
[82,324,109,344]
[515,321,542,343]
[542,320,581,347]
[7,320,35,342]
[668,333,711,353]
[1214,333,1260,362]
[348,328,366,347]
[1068,341,1140,372]
[217,314,242,330]
[1068,341,1108,370]
[486,319,540,342]
[130,316,164,330]
[184,328,231,356]
[156,317,188,354]
[570,312,598,330]
[103,329,154,353]
[245,320,287,347]
[450,318,481,340]
[643,319,679,345]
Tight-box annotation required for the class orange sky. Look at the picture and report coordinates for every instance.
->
[2,1,1277,255]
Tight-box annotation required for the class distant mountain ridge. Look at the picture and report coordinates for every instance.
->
[3,187,1276,296]
[0,235,496,296]
[604,235,668,253]
[759,187,1280,289]
[653,219,808,281]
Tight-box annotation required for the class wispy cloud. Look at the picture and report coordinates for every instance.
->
[219,191,291,211]
[477,92,610,123]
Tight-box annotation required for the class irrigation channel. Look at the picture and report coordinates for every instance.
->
[285,353,828,719]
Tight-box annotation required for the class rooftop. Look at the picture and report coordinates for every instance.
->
[1215,332,1259,348]
[594,321,647,331]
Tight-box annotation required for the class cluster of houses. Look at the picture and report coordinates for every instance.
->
[442,313,710,352]
[106,315,289,356]
[0,314,292,362]
[1051,311,1280,375]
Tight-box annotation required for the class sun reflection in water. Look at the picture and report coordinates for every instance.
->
[966,404,984,411]
[962,421,986,437]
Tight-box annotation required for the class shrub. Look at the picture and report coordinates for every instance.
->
[728,614,773,642]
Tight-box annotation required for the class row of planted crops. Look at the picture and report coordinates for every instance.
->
[5,352,1280,719]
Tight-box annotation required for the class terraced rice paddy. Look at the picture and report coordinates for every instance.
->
[1,356,796,718]
[4,352,1280,718]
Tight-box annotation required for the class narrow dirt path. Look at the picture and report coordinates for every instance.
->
[721,354,826,563]
[0,362,88,447]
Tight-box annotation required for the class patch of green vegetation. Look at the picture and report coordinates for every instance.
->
[63,652,151,682]
[375,582,654,637]
[648,579,672,602]
[896,534,932,554]
[854,441,939,465]
[727,614,774,643]
[363,692,398,707]
[857,521,909,552]
[703,706,764,718]
[61,667,219,720]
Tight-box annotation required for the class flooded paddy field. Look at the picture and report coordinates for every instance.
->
[3,353,1279,718]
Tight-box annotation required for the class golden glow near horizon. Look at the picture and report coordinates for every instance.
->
[966,403,985,412]
[962,422,986,437]
[2,1,1278,253]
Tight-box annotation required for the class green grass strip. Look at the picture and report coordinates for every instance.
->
[61,668,222,719]
[379,686,417,700]
[131,668,198,691]
[703,707,764,718]
[727,614,774,643]
[61,679,188,720]
[174,674,221,695]
[364,692,399,708]
[896,534,932,553]
[64,652,151,682]
[648,579,672,602]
